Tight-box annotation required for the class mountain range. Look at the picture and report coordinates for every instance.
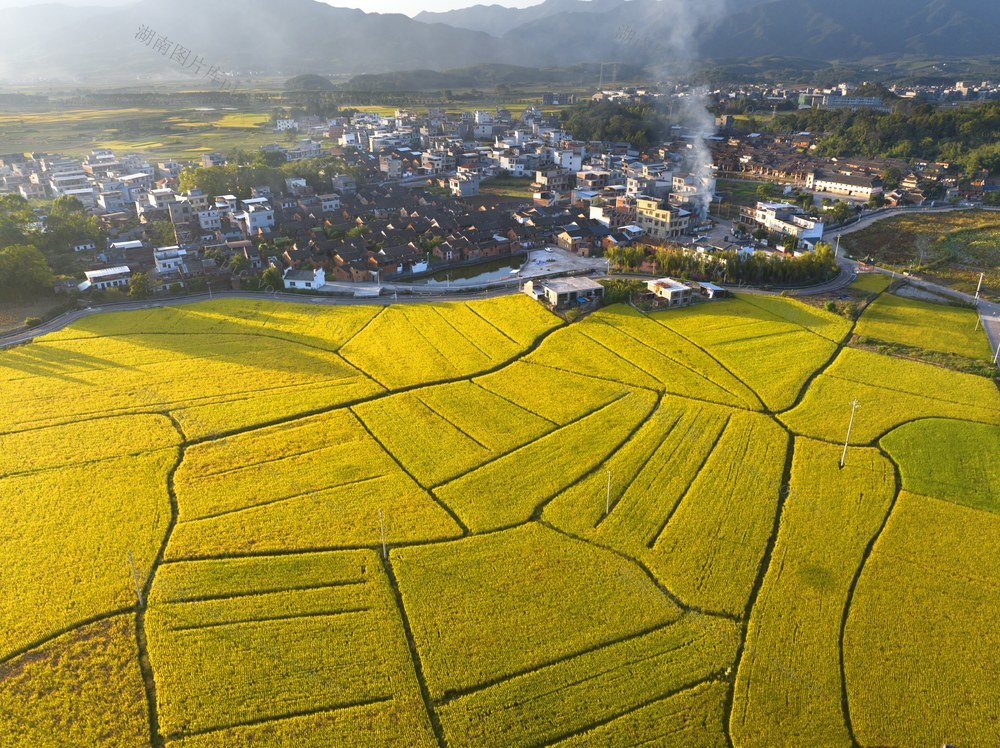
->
[0,0,997,84]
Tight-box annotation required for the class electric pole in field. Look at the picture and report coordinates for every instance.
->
[378,508,387,559]
[974,272,984,301]
[127,551,144,609]
[605,469,612,516]
[840,399,860,469]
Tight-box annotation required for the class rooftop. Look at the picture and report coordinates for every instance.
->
[539,277,604,294]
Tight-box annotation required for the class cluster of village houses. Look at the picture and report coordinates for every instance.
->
[3,93,984,300]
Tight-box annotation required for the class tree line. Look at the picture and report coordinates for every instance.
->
[761,102,1000,176]
[606,241,838,287]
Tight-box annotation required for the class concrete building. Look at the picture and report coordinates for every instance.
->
[635,196,691,241]
[523,277,604,309]
[646,277,693,307]
[740,202,824,246]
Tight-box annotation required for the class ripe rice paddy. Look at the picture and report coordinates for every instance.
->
[0,288,997,746]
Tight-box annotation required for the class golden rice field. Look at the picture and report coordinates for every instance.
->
[0,288,997,747]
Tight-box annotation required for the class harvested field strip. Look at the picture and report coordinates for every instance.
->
[648,412,788,617]
[730,438,895,747]
[435,390,658,532]
[436,613,739,747]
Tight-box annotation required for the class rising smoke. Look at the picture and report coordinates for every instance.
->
[622,0,729,219]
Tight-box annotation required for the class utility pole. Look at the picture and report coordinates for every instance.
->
[834,233,841,259]
[975,272,984,301]
[994,340,1000,366]
[127,551,144,609]
[378,509,386,559]
[605,470,612,516]
[840,399,860,469]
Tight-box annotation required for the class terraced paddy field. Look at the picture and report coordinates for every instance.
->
[0,289,997,746]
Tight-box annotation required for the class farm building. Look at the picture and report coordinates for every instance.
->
[523,277,604,309]
[646,278,693,307]
[79,266,132,292]
[695,281,728,299]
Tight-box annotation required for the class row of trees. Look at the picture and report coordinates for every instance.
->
[607,241,839,287]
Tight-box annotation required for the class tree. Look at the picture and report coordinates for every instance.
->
[145,220,177,248]
[259,265,283,291]
[128,271,152,298]
[880,166,902,190]
[0,244,54,300]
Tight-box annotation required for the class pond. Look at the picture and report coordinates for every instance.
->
[404,255,526,286]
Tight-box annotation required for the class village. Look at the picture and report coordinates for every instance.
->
[1,83,995,311]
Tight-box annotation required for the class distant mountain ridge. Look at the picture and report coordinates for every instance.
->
[0,0,997,84]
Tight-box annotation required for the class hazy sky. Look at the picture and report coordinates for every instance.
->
[0,0,547,17]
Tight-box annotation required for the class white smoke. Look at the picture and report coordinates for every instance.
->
[622,0,729,220]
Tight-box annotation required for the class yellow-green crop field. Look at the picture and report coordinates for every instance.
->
[855,292,994,360]
[0,286,997,746]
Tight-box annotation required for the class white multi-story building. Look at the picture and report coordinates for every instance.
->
[743,202,825,246]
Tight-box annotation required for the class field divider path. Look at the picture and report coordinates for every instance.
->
[591,412,684,531]
[523,359,739,412]
[181,315,568,449]
[539,672,731,747]
[838,446,903,748]
[539,520,741,623]
[178,476,386,524]
[134,411,188,748]
[434,618,677,706]
[0,607,133,668]
[468,379,559,426]
[463,303,522,346]
[161,579,367,605]
[430,388,638,495]
[645,313,766,412]
[597,317,752,405]
[776,284,887,417]
[723,419,796,747]
[646,414,735,550]
[428,306,498,360]
[413,394,493,452]
[379,553,447,748]
[351,407,470,536]
[171,696,396,742]
[169,608,370,633]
